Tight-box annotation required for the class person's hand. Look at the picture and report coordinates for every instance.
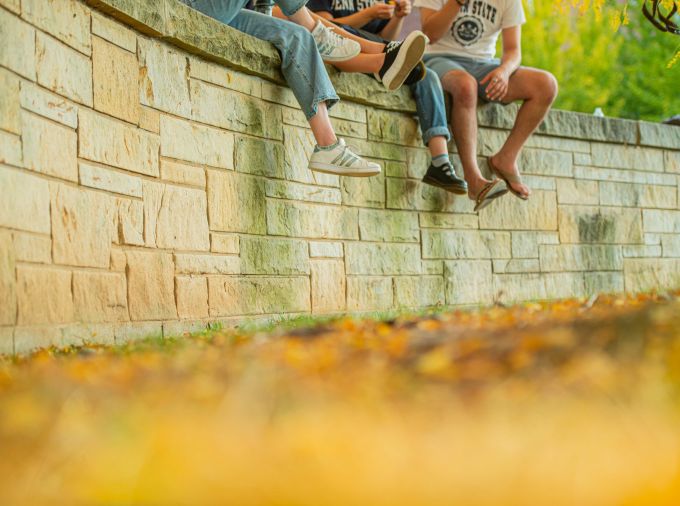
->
[367,2,396,19]
[480,66,510,102]
[395,0,412,17]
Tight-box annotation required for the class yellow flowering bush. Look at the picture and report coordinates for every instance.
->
[520,0,680,120]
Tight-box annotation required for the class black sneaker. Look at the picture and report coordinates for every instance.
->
[404,61,426,86]
[422,162,468,195]
[374,31,428,92]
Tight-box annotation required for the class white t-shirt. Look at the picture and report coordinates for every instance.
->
[414,0,526,60]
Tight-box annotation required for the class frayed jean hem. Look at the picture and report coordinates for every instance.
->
[305,94,340,121]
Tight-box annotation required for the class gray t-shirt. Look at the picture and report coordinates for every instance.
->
[414,0,526,59]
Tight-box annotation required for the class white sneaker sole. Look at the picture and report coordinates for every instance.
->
[309,162,381,177]
[381,31,428,92]
[320,41,361,62]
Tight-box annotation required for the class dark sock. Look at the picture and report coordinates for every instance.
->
[431,154,449,168]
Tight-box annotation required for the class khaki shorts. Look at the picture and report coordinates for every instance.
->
[423,54,515,104]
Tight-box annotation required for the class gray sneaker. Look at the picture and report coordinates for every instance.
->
[309,139,381,177]
[311,21,361,62]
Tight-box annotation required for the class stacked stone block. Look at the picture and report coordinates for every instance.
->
[0,0,679,354]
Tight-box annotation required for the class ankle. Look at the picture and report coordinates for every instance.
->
[465,174,489,187]
[317,138,339,150]
[492,151,517,167]
[377,53,387,71]
[431,154,449,167]
[460,164,483,180]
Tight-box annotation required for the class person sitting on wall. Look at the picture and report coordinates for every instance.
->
[289,0,510,211]
[417,0,559,201]
[266,6,432,93]
[181,0,425,177]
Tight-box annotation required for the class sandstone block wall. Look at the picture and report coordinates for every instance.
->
[1,0,679,354]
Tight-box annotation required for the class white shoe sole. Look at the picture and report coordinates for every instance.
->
[309,162,381,177]
[320,41,361,63]
[381,31,428,92]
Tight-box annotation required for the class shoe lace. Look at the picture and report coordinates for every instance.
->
[321,26,344,48]
[344,143,363,165]
[385,40,400,53]
[331,142,364,167]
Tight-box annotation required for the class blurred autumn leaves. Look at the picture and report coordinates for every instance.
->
[2,292,680,505]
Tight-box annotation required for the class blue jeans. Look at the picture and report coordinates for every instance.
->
[410,68,450,145]
[331,23,450,147]
[182,0,339,119]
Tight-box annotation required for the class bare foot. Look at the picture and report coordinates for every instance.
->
[489,154,531,198]
[466,176,496,201]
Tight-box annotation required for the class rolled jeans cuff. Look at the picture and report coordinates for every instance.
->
[304,94,339,121]
[278,0,308,17]
[422,126,451,145]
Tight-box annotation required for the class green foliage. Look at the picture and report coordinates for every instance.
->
[519,0,680,121]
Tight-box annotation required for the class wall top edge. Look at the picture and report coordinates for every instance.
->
[81,0,680,148]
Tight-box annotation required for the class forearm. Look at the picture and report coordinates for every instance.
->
[421,1,461,43]
[500,48,521,73]
[332,11,375,28]
[378,17,404,40]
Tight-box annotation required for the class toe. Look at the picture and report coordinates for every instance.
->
[512,182,531,198]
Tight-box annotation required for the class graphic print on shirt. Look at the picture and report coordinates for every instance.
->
[331,0,376,10]
[451,1,498,47]
[307,0,390,33]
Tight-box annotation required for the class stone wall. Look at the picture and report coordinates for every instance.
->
[1,0,679,355]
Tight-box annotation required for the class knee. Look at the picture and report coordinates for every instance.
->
[282,23,315,52]
[422,69,440,87]
[413,69,442,93]
[536,71,558,104]
[443,73,477,107]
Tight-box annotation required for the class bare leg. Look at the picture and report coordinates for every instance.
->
[285,6,316,31]
[490,68,558,197]
[427,135,448,159]
[441,70,492,199]
[321,22,385,54]
[308,101,337,147]
[273,8,385,54]
[333,53,384,73]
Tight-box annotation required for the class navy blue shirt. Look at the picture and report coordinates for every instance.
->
[306,0,390,34]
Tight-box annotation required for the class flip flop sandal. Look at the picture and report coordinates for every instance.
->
[473,179,509,212]
[488,157,529,200]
